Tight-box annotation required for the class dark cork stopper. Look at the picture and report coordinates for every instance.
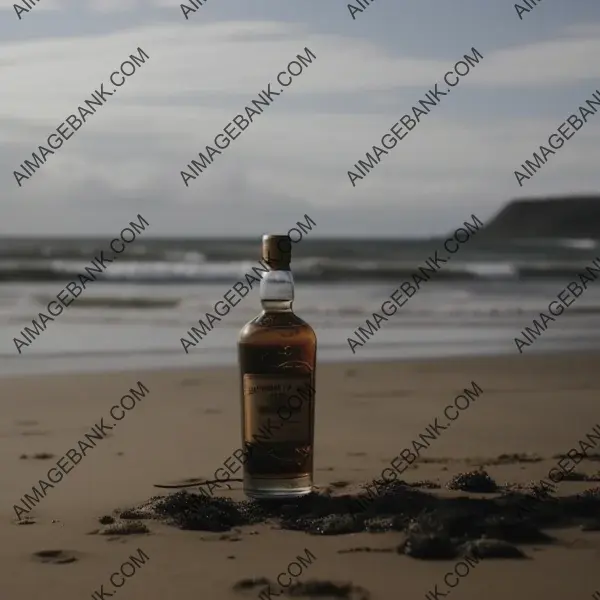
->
[262,234,292,270]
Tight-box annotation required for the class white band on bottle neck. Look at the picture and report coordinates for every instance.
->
[260,270,294,301]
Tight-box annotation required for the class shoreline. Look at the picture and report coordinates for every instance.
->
[2,342,600,378]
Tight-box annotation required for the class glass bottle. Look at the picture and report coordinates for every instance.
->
[237,234,317,499]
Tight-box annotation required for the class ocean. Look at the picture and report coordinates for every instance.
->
[1,236,600,375]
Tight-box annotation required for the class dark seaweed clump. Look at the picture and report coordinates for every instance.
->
[560,471,600,482]
[109,479,600,560]
[151,492,263,532]
[100,521,150,536]
[98,515,115,525]
[482,453,543,465]
[446,470,498,492]
[276,481,436,535]
[460,538,526,559]
[338,547,394,554]
[233,577,271,591]
[233,579,370,600]
[399,531,458,559]
[287,580,370,600]
[397,508,528,559]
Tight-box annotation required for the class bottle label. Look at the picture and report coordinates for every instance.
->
[243,374,314,444]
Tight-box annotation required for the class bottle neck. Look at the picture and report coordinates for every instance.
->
[260,269,294,312]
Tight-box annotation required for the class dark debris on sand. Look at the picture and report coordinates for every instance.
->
[338,547,394,554]
[460,538,526,559]
[553,452,600,462]
[32,549,79,565]
[399,531,458,559]
[233,577,271,591]
[286,581,370,600]
[559,471,600,482]
[107,479,600,560]
[408,480,441,489]
[581,518,600,531]
[468,453,543,466]
[446,470,498,493]
[150,492,263,532]
[98,515,115,525]
[234,579,370,600]
[19,452,55,460]
[98,520,150,536]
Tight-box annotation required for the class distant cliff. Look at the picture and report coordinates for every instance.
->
[484,195,600,239]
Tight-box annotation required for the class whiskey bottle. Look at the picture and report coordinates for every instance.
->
[237,234,317,499]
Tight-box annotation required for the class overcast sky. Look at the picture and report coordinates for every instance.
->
[1,0,599,237]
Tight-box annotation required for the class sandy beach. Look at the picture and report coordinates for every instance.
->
[3,351,600,600]
[6,0,600,598]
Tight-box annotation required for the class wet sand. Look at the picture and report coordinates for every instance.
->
[2,352,600,600]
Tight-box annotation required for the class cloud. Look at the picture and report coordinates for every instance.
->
[2,10,600,235]
[471,35,600,86]
[87,0,146,12]
[3,18,600,123]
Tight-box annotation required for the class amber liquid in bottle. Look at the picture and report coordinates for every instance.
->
[237,235,317,499]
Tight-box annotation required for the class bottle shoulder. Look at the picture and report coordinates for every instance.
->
[238,311,316,343]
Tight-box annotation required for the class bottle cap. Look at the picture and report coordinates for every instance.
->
[262,234,292,269]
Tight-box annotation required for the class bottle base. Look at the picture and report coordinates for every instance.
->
[244,474,313,499]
